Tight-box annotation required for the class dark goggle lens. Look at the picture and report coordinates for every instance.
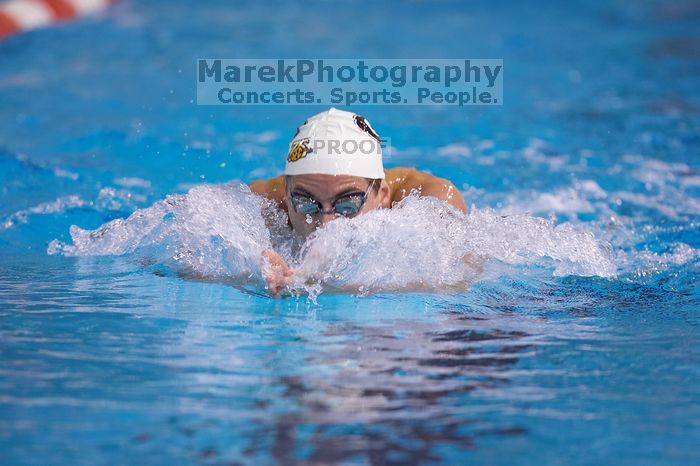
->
[291,194,321,214]
[333,194,365,216]
[290,192,366,216]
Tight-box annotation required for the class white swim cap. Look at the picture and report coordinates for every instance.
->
[284,107,385,179]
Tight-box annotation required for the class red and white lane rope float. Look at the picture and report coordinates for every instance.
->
[0,0,114,39]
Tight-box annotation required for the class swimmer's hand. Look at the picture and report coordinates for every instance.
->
[262,249,294,298]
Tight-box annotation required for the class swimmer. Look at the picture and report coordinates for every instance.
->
[249,107,467,297]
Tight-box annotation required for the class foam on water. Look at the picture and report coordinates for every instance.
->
[48,182,618,299]
[2,195,87,229]
[48,183,275,280]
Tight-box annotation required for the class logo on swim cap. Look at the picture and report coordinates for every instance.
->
[353,115,380,142]
[284,108,385,179]
[287,138,313,163]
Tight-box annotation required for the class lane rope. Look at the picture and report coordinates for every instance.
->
[0,0,113,39]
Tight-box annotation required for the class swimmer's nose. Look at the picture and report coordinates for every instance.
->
[319,213,337,225]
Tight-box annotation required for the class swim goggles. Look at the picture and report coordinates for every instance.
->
[288,180,376,217]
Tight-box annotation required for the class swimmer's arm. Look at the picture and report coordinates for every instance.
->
[391,168,467,213]
[248,175,286,211]
[249,178,294,298]
[420,177,467,213]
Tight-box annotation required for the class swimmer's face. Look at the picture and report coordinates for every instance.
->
[285,174,390,237]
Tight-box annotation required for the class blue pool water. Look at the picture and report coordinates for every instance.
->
[1,0,699,464]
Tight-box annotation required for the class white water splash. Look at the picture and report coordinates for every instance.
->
[289,196,616,298]
[48,183,279,280]
[48,182,618,298]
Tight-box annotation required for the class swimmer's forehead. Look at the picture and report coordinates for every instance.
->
[286,174,370,194]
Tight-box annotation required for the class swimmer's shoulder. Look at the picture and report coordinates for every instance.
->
[249,175,286,210]
[384,167,467,212]
[384,166,429,199]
